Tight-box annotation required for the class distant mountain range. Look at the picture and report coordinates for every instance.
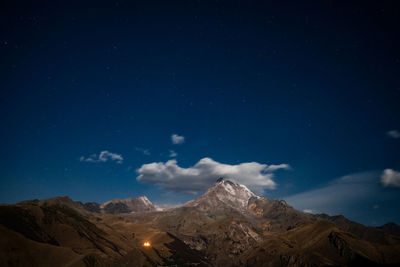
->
[79,195,160,214]
[1,178,400,266]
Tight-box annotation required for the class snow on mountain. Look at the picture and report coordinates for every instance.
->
[97,196,158,214]
[84,179,259,214]
[184,177,259,212]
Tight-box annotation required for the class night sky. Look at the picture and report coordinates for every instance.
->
[1,1,400,226]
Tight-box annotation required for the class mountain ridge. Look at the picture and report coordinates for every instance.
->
[79,195,160,214]
[1,178,400,266]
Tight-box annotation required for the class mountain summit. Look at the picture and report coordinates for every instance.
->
[184,178,258,213]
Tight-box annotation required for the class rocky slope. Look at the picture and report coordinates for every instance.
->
[0,197,209,266]
[240,220,400,266]
[128,178,400,266]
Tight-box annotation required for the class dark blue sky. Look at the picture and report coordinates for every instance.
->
[1,1,400,225]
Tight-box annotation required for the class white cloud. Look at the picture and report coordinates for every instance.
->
[80,150,123,164]
[171,134,185,144]
[136,157,290,194]
[169,150,177,157]
[381,169,400,188]
[135,147,150,156]
[387,130,400,139]
[80,155,96,163]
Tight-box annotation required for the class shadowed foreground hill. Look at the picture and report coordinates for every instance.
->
[0,197,210,267]
[241,220,400,266]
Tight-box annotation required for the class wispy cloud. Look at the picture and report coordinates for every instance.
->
[283,170,400,226]
[171,134,185,145]
[80,150,123,164]
[284,172,379,216]
[266,164,291,172]
[381,169,400,188]
[169,150,177,157]
[136,157,290,194]
[135,147,151,156]
[387,130,400,139]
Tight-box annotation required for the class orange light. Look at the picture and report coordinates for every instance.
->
[143,242,151,247]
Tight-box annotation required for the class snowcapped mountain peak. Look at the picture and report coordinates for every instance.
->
[185,178,259,211]
[212,178,257,199]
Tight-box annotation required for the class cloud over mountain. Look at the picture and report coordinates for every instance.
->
[136,157,290,194]
[381,169,400,188]
[80,150,123,164]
